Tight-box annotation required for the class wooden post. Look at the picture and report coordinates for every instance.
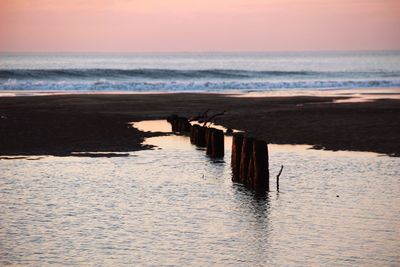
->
[247,155,255,186]
[178,118,184,132]
[183,120,191,133]
[239,137,254,184]
[211,129,224,157]
[167,115,191,133]
[177,118,182,132]
[171,119,177,132]
[231,133,243,181]
[197,126,207,147]
[178,117,190,133]
[190,124,199,144]
[190,124,206,147]
[167,114,178,123]
[252,140,269,191]
[206,128,214,155]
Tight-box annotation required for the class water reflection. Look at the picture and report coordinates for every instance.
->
[229,183,272,262]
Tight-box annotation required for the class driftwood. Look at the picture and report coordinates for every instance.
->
[189,110,210,122]
[202,111,226,127]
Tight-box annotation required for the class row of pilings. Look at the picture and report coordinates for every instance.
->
[231,134,269,191]
[167,115,224,158]
[191,125,225,158]
[167,115,269,191]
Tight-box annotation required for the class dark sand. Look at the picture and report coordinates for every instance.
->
[0,93,399,156]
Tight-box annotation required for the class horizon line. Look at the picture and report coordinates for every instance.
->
[1,49,400,54]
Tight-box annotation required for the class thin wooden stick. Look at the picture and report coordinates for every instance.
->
[276,165,284,191]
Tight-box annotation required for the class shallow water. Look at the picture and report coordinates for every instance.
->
[1,120,399,266]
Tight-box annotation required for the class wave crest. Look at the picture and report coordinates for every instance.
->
[1,80,399,92]
[0,68,318,80]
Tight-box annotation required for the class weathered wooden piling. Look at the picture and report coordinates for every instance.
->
[234,136,269,191]
[252,140,269,191]
[205,128,224,157]
[179,118,191,133]
[167,115,191,133]
[166,114,178,123]
[231,133,244,181]
[197,126,207,147]
[167,115,177,131]
[190,124,207,147]
[239,137,254,184]
[178,118,191,133]
[190,124,197,144]
[206,128,214,155]
[172,119,179,132]
[210,129,224,157]
[247,155,255,186]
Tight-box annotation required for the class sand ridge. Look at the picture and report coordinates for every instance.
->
[0,92,399,156]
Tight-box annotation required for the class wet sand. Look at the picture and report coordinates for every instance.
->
[0,91,399,156]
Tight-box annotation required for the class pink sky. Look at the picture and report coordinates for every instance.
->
[0,0,399,52]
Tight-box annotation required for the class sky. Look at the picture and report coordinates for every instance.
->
[0,0,399,52]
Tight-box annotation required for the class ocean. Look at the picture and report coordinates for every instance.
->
[1,51,400,92]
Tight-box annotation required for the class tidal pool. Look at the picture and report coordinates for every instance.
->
[1,120,399,266]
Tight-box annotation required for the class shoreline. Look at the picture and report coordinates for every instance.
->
[0,90,399,157]
[1,87,400,98]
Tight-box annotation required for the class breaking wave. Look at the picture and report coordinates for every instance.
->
[1,79,399,92]
[1,68,399,81]
[1,68,399,92]
[0,69,323,80]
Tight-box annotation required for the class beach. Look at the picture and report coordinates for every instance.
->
[2,1,400,264]
[1,89,399,157]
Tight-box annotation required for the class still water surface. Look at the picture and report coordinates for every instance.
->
[1,120,399,266]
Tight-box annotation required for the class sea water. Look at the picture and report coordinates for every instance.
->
[1,120,399,266]
[1,51,400,92]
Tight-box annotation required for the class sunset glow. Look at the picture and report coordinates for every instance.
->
[0,0,400,52]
